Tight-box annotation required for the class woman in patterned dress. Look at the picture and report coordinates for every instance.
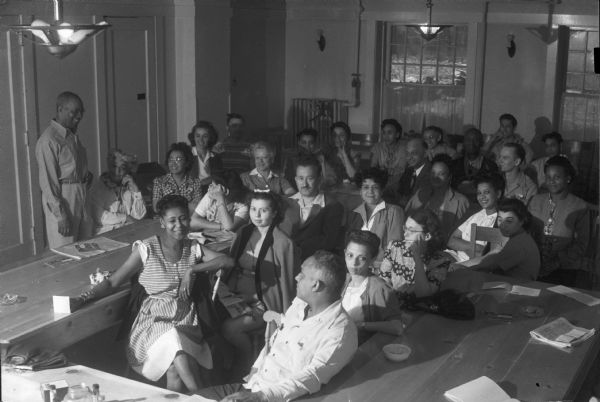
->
[379,209,453,297]
[369,118,407,193]
[77,194,234,393]
[152,142,204,214]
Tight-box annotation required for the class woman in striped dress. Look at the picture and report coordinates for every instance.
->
[77,194,234,393]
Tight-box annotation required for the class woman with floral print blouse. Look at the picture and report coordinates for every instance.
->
[379,209,453,297]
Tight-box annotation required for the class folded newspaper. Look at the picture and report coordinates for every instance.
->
[530,317,595,348]
[51,237,129,260]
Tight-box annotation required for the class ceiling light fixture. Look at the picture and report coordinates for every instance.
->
[526,0,560,44]
[8,0,110,59]
[407,0,451,42]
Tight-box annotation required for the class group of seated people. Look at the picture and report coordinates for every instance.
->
[77,112,591,401]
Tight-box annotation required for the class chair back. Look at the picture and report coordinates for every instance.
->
[469,223,508,258]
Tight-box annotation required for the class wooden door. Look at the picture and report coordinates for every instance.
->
[0,16,44,267]
[104,17,160,164]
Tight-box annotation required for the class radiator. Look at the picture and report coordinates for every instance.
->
[290,98,348,149]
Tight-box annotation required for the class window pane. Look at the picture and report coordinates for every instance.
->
[587,31,599,50]
[438,67,453,85]
[391,44,405,63]
[584,74,600,92]
[390,25,405,44]
[405,65,420,83]
[570,31,587,51]
[422,66,436,84]
[438,44,455,65]
[455,68,467,85]
[586,50,595,73]
[566,73,584,91]
[406,37,422,64]
[391,65,404,82]
[422,43,438,64]
[568,53,585,73]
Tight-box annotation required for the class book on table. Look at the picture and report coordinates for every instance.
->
[444,376,518,402]
[530,317,595,348]
[50,237,129,260]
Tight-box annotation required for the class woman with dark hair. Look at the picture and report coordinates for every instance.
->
[343,230,405,343]
[190,170,249,232]
[152,142,203,213]
[379,209,453,297]
[76,194,235,393]
[187,121,223,184]
[528,132,564,190]
[450,198,540,280]
[220,191,300,374]
[347,167,405,264]
[323,121,361,185]
[528,156,589,286]
[370,118,407,191]
[446,173,505,262]
[423,125,457,161]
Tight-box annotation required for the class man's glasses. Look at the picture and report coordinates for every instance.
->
[168,157,185,164]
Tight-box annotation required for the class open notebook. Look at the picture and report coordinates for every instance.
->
[445,376,519,402]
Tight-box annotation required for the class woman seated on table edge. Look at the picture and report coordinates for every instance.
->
[87,149,147,235]
[343,230,406,343]
[152,142,203,214]
[219,190,300,376]
[449,198,540,281]
[346,167,405,264]
[445,172,505,263]
[528,155,589,287]
[379,209,453,298]
[187,120,224,186]
[240,141,295,196]
[76,194,235,393]
[322,121,361,186]
[190,171,249,233]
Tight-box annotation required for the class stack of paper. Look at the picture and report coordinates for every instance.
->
[51,237,128,260]
[444,376,518,402]
[530,317,595,348]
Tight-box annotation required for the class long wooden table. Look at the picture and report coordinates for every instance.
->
[300,270,600,402]
[0,220,232,358]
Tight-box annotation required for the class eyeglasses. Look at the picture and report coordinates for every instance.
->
[361,185,381,192]
[168,157,185,163]
[403,225,424,233]
[344,251,369,263]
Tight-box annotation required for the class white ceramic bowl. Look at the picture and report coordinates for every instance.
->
[383,343,411,362]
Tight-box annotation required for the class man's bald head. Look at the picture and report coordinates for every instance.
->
[406,138,427,168]
[55,92,84,132]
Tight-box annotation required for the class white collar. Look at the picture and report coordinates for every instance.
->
[192,147,214,161]
[290,192,325,207]
[250,168,277,179]
[415,164,425,176]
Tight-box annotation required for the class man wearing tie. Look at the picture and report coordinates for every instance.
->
[280,156,344,260]
[36,92,93,248]
[396,138,431,207]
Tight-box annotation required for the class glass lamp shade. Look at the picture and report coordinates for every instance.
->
[9,21,109,59]
[407,24,450,41]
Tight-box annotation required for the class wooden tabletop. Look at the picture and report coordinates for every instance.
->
[2,364,213,402]
[299,270,600,402]
[0,220,232,355]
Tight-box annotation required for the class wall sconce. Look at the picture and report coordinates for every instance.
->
[8,0,110,59]
[317,29,326,51]
[507,34,516,57]
[407,0,451,42]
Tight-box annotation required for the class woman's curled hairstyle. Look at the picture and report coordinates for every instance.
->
[165,142,194,173]
[156,194,189,217]
[409,209,444,255]
[246,190,284,226]
[497,198,532,230]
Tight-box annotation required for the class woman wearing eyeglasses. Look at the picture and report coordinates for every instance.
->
[378,209,453,297]
[347,167,405,265]
[342,230,405,343]
[152,142,203,214]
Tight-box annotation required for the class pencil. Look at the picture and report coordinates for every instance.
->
[212,275,221,301]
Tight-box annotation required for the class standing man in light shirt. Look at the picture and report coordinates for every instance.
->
[197,250,358,401]
[280,156,344,260]
[36,91,93,248]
